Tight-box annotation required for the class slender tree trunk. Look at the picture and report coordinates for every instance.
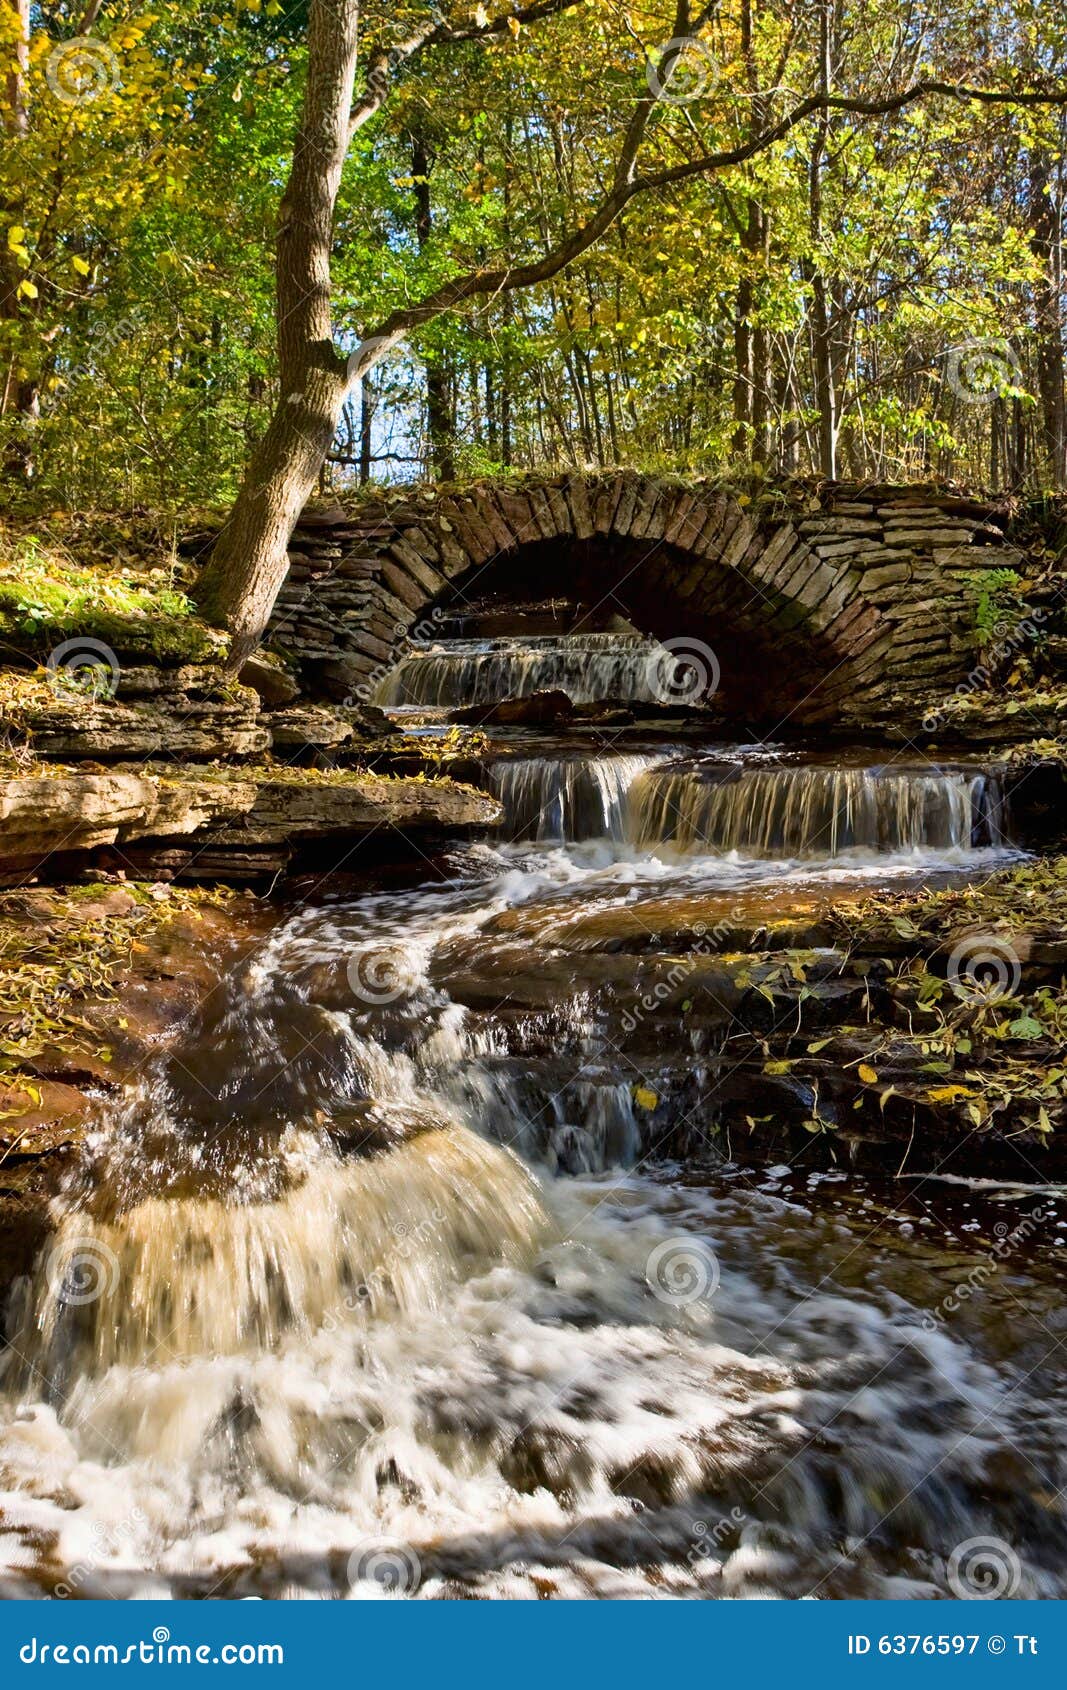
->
[1030,149,1067,489]
[807,0,837,478]
[358,373,374,484]
[4,0,28,136]
[0,0,37,477]
[195,0,360,653]
[410,128,456,480]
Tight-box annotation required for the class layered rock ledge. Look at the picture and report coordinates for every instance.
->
[0,765,502,883]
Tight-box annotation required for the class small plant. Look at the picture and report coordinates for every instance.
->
[968,567,1023,648]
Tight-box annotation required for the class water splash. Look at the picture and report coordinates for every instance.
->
[4,1127,546,1390]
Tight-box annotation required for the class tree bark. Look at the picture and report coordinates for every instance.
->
[410,128,456,480]
[1030,148,1066,489]
[194,0,360,654]
[807,0,838,478]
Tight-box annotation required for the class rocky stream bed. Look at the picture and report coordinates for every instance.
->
[3,490,1067,1597]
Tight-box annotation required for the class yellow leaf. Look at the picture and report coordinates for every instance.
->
[857,1063,878,1084]
[17,279,38,300]
[507,14,521,33]
[7,225,25,249]
[71,255,91,276]
[924,1084,977,1103]
[633,1085,658,1110]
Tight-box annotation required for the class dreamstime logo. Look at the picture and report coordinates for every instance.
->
[921,605,1046,734]
[342,605,450,706]
[347,1540,422,1597]
[920,1207,1050,1332]
[46,36,120,105]
[646,1236,720,1307]
[346,946,411,1005]
[946,934,1022,1001]
[620,910,745,1034]
[45,1237,120,1307]
[944,339,1023,405]
[947,1536,1021,1599]
[46,636,121,703]
[646,36,719,104]
[645,637,720,707]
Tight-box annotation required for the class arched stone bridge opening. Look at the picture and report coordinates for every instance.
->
[269,473,1023,727]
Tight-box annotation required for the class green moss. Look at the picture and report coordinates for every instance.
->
[0,531,224,664]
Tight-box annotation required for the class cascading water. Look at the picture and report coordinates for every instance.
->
[490,754,664,842]
[488,751,1008,853]
[629,761,1008,855]
[376,633,663,708]
[0,617,1054,1602]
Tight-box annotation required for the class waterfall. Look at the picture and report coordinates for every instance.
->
[488,755,1006,853]
[628,763,1007,856]
[491,754,663,842]
[4,1126,546,1388]
[376,633,662,707]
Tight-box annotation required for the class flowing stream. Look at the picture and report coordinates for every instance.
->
[2,639,1065,1602]
[377,633,663,708]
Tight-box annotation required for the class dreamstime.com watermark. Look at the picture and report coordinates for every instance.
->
[645,636,720,707]
[944,339,1024,405]
[45,636,121,704]
[947,1536,1022,1599]
[686,1506,748,1570]
[946,933,1022,1001]
[922,606,1047,734]
[620,900,747,1035]
[645,37,719,104]
[347,1539,423,1597]
[19,1629,283,1666]
[319,1206,448,1329]
[52,1509,149,1600]
[346,944,414,1005]
[45,35,120,105]
[646,1235,720,1306]
[921,1208,1050,1331]
[342,604,449,707]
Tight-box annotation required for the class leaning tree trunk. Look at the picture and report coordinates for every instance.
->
[195,0,360,657]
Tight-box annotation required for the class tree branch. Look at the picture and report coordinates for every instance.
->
[353,76,1067,361]
[349,0,586,137]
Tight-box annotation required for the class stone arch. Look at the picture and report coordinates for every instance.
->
[272,474,1020,726]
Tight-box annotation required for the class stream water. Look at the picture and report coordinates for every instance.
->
[1,633,1066,1601]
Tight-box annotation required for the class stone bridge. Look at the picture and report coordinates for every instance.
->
[267,473,1024,725]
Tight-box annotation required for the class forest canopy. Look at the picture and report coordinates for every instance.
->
[1,0,1066,532]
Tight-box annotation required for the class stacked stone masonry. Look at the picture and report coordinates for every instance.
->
[266,473,1025,725]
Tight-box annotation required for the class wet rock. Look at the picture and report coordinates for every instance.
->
[265,703,357,751]
[161,973,366,1136]
[452,691,575,726]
